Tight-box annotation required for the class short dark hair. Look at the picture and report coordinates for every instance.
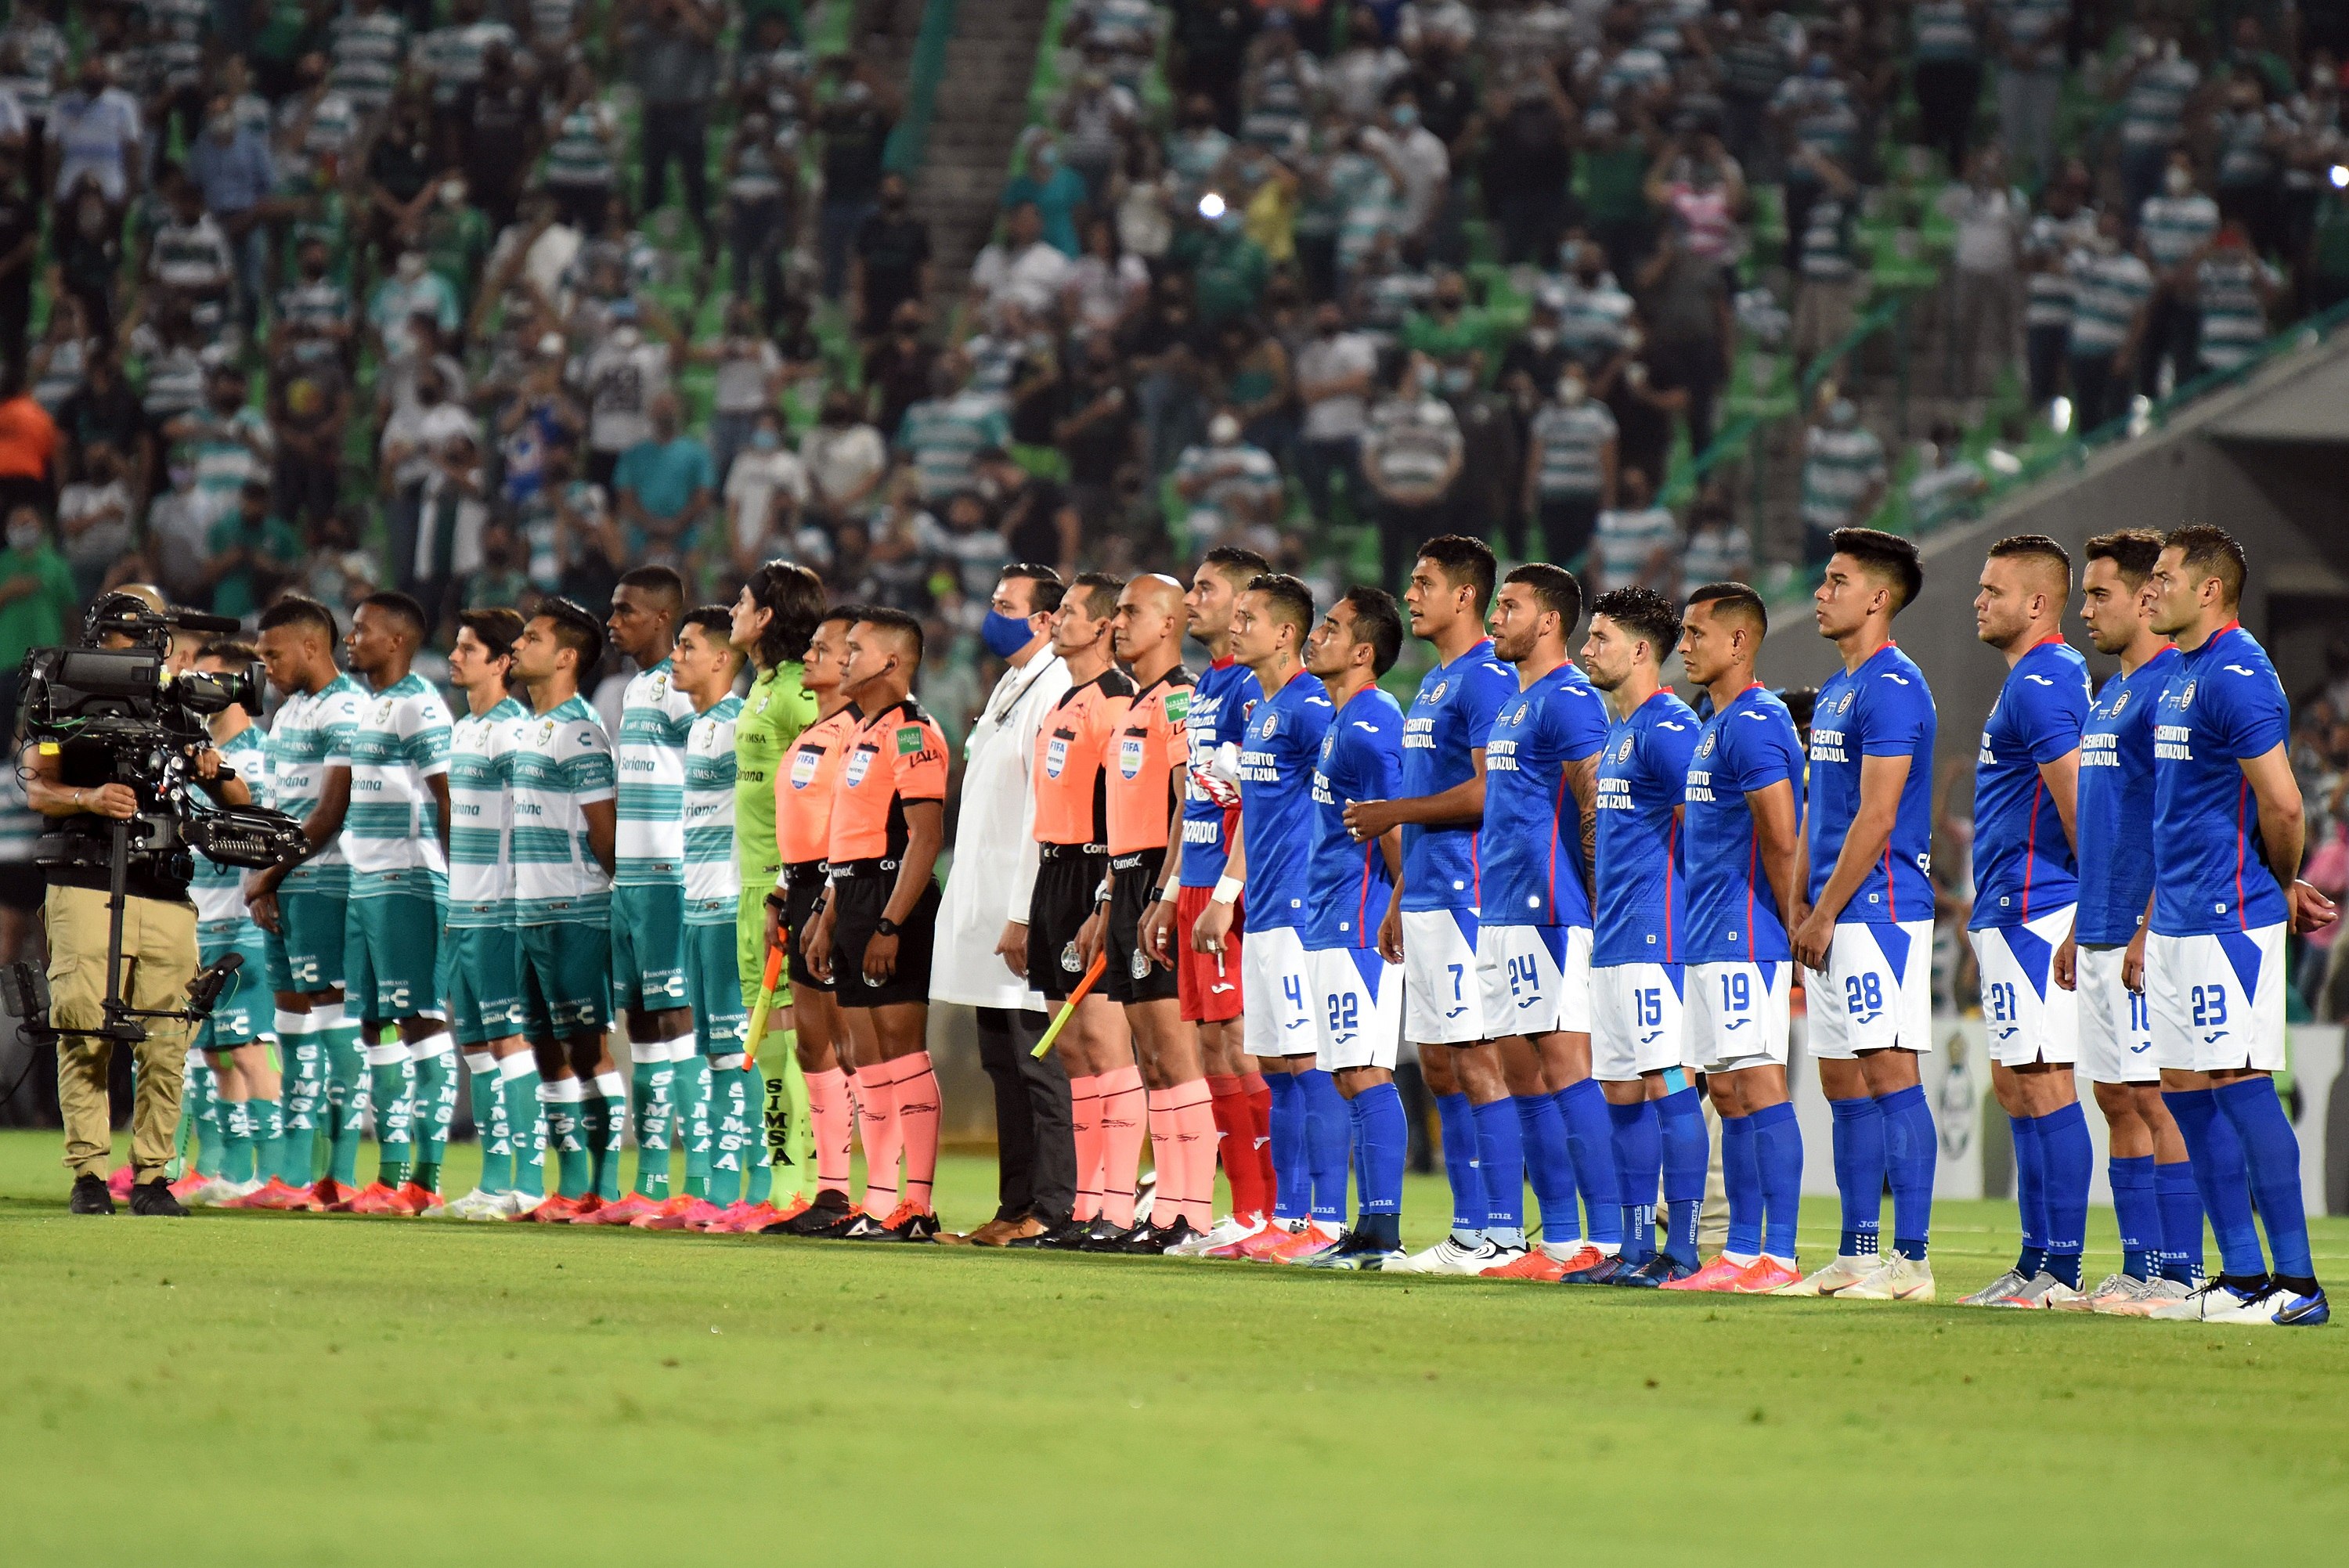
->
[195,639,262,716]
[535,597,605,674]
[1504,563,1582,633]
[680,604,737,650]
[1686,580,1767,636]
[1415,534,1498,613]
[742,560,825,670]
[1828,527,1925,613]
[358,589,431,643]
[1778,686,1818,730]
[1200,545,1272,593]
[855,605,926,665]
[817,602,865,632]
[258,594,338,641]
[2083,528,2165,586]
[1988,532,2073,593]
[1246,572,1315,643]
[616,564,687,615]
[2163,524,2247,607]
[457,607,525,661]
[1592,586,1683,660]
[1070,571,1125,617]
[1337,586,1404,676]
[1000,562,1066,618]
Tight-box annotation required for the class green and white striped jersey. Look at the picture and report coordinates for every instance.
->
[269,672,366,896]
[330,9,408,114]
[447,696,527,927]
[193,727,271,927]
[330,672,453,890]
[508,696,615,924]
[614,659,696,888]
[682,695,744,914]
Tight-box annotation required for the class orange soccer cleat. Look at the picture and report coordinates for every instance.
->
[1483,1247,1572,1281]
[1661,1255,1756,1292]
[574,1191,662,1226]
[342,1182,408,1215]
[1233,1220,1308,1261]
[708,1201,785,1234]
[631,1195,709,1229]
[227,1177,312,1211]
[1268,1223,1343,1263]
[523,1194,588,1223]
[1728,1257,1802,1293]
[310,1177,353,1211]
[168,1171,214,1202]
[391,1182,443,1217]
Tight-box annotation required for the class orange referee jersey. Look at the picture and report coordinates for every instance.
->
[1032,669,1136,849]
[776,703,861,867]
[1105,667,1194,856]
[828,697,950,865]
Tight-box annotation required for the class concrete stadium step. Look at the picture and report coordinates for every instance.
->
[906,0,1053,297]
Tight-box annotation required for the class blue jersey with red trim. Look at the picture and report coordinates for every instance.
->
[1683,684,1806,964]
[1969,637,2089,931]
[2151,623,2290,936]
[1305,683,1405,950]
[1236,669,1335,932]
[1178,656,1263,887]
[1806,641,1938,923]
[1478,661,1611,929]
[1593,688,1701,966]
[1398,638,1517,912]
[2075,643,2180,945]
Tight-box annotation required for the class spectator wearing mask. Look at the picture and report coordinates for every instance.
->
[630,0,720,261]
[0,506,74,711]
[852,171,933,341]
[1795,387,1885,565]
[0,365,54,522]
[1362,88,1449,241]
[1292,300,1377,521]
[1787,142,1862,379]
[979,448,1084,582]
[815,55,901,298]
[1359,353,1462,589]
[1602,325,1682,497]
[1001,135,1089,258]
[1054,333,1138,539]
[1636,218,1734,460]
[205,478,303,622]
[612,391,715,575]
[1172,409,1283,557]
[1938,146,2026,402]
[49,56,143,212]
[1483,65,1575,266]
[723,408,809,578]
[802,390,888,532]
[1990,0,2066,185]
[55,438,130,604]
[2194,217,2284,377]
[453,41,541,232]
[898,351,1010,503]
[1906,420,1989,532]
[1909,0,1985,177]
[269,331,348,530]
[2022,168,2095,410]
[1550,232,1636,373]
[1590,465,1680,597]
[576,299,672,489]
[2067,207,2153,431]
[2113,20,2199,228]
[693,298,784,483]
[2137,150,2218,396]
[1523,363,1618,570]
[972,200,1075,320]
[368,249,461,366]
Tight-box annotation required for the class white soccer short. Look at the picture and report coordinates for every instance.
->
[1308,945,1404,1072]
[1806,918,1934,1059]
[1242,924,1319,1060]
[1474,921,1591,1039]
[1402,907,1488,1044]
[1590,961,1687,1080]
[1687,960,1792,1071]
[2145,922,2286,1073]
[1973,906,2080,1067]
[2077,943,2157,1084]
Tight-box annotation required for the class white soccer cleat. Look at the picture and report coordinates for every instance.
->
[442,1188,511,1220]
[1389,1236,1501,1275]
[505,1190,548,1218]
[201,1178,263,1207]
[1774,1254,1878,1296]
[1168,1213,1262,1258]
[2103,1276,2193,1317]
[2149,1278,2264,1321]
[2197,1281,2292,1326]
[1840,1255,1936,1301]
[1957,1268,2029,1307]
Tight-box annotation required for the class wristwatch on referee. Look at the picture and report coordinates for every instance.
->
[875,916,901,937]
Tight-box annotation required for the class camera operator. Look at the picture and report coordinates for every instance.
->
[26,591,251,1215]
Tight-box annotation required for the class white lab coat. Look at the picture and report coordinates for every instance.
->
[929,649,1071,1008]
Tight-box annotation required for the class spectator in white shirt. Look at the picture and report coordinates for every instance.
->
[970,200,1073,319]
[723,408,809,575]
[1293,301,1378,520]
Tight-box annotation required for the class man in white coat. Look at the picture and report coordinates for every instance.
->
[932,564,1077,1245]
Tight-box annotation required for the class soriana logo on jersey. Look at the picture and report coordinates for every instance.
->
[843,744,876,787]
[1119,734,1145,780]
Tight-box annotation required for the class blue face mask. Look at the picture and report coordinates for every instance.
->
[982,608,1036,658]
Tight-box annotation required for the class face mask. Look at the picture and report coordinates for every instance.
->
[208,114,236,139]
[1558,377,1586,406]
[2164,166,2193,197]
[1828,398,1856,427]
[7,522,41,551]
[1208,414,1241,445]
[752,427,780,450]
[612,324,641,349]
[1622,326,1644,353]
[1392,105,1420,128]
[396,253,426,282]
[1807,54,1831,78]
[442,179,468,207]
[981,608,1036,658]
[2091,230,2119,255]
[1528,326,1557,350]
[1036,144,1060,171]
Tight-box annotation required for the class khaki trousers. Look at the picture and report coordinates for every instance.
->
[46,884,198,1181]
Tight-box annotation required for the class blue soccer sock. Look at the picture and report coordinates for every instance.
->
[1828,1095,1884,1258]
[2154,1157,2203,1284]
[1299,1069,1351,1228]
[2109,1154,2157,1281]
[1265,1071,1311,1224]
[1720,1112,1760,1260]
[2163,1087,2263,1279]
[1879,1084,1935,1260]
[1554,1079,1622,1249]
[2036,1101,2092,1289]
[1657,1085,1706,1265]
[1471,1095,1526,1249]
[1517,1092,1579,1249]
[1748,1101,1803,1262]
[1434,1090,1483,1243]
[2214,1078,2315,1282]
[2009,1108,2048,1279]
[1607,1098,1660,1264]
[1353,1080,1406,1229]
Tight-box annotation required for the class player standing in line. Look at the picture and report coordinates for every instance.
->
[505,601,622,1222]
[2051,532,2201,1313]
[2135,527,2333,1325]
[1019,574,1143,1250]
[1194,575,1336,1260]
[245,597,369,1212]
[1291,588,1412,1269]
[1662,585,1808,1293]
[1579,588,1705,1286]
[1467,567,1620,1281]
[1780,529,1941,1302]
[1344,538,1524,1274]
[765,607,873,1238]
[439,609,546,1222]
[1080,574,1210,1253]
[587,567,698,1225]
[1139,546,1274,1257]
[803,610,951,1241]
[186,643,276,1206]
[1957,538,2096,1308]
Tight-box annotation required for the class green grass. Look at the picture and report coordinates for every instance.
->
[5,1129,2347,1563]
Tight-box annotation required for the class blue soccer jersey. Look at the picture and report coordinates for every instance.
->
[1178,656,1264,889]
[1683,683,1806,964]
[2076,643,2181,945]
[1478,662,1611,930]
[1398,638,1517,912]
[1237,670,1336,933]
[1306,683,1406,950]
[1593,688,1702,967]
[2151,623,2291,937]
[1970,637,2090,931]
[1806,642,1938,924]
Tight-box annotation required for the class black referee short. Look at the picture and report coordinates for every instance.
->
[828,864,940,1009]
[781,861,832,993]
[1026,845,1106,1002]
[1103,849,1177,1006]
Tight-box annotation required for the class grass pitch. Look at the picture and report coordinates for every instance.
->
[4,1130,2346,1564]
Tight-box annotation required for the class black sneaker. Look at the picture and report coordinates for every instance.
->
[1082,1220,1153,1253]
[846,1207,941,1243]
[69,1173,115,1214]
[1123,1216,1200,1255]
[766,1190,855,1236]
[1005,1218,1095,1250]
[128,1180,189,1217]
